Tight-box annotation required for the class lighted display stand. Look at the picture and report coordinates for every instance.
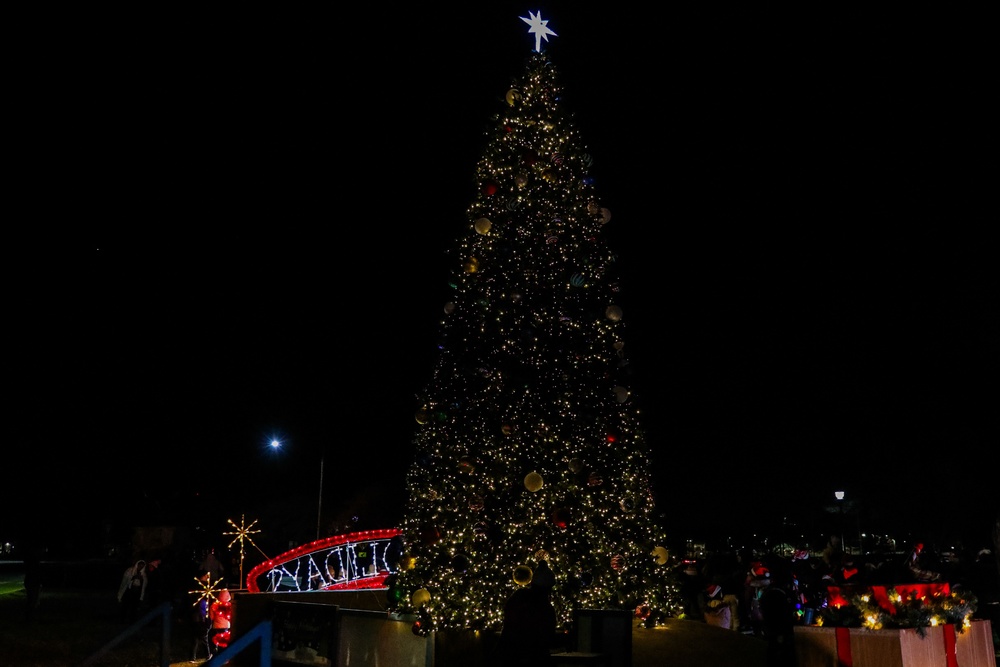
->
[794,584,995,667]
[270,600,340,666]
[246,528,403,593]
[794,620,995,667]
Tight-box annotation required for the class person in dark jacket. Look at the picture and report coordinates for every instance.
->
[497,560,558,667]
[759,574,797,667]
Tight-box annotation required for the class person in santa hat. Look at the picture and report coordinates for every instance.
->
[906,542,942,582]
[702,583,740,631]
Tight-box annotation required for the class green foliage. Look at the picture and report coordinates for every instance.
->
[819,601,864,628]
[821,588,978,638]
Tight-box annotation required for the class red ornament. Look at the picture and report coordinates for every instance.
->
[552,507,571,529]
[482,180,499,196]
[421,525,441,545]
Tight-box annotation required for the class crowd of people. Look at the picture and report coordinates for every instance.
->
[678,535,1000,635]
[112,546,235,661]
[674,535,999,665]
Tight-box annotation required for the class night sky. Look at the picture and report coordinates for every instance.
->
[8,5,994,557]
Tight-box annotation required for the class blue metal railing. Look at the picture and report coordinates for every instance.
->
[204,619,272,667]
[78,601,172,667]
[78,601,273,667]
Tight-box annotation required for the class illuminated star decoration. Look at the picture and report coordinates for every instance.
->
[520,11,557,52]
[189,572,225,608]
[224,514,267,588]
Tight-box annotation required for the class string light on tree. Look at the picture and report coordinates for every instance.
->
[389,11,681,636]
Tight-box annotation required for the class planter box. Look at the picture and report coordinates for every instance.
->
[793,620,996,667]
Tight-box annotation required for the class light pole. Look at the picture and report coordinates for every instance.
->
[316,454,324,541]
[271,439,324,542]
[835,490,846,554]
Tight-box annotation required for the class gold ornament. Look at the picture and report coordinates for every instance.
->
[513,565,533,585]
[524,471,544,492]
[411,588,431,606]
[651,546,669,565]
[474,217,492,235]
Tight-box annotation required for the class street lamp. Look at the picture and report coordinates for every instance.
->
[316,454,324,541]
[271,439,324,542]
[835,490,846,554]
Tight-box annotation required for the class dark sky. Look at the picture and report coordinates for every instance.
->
[8,5,994,555]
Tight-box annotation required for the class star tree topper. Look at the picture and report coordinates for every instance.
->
[521,11,557,52]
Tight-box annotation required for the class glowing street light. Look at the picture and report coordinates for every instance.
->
[316,455,324,541]
[270,439,324,542]
[835,490,846,554]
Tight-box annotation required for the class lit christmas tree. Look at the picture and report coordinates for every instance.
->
[389,12,680,635]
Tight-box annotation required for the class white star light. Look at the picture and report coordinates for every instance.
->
[521,11,557,52]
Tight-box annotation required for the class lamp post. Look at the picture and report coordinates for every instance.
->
[316,454,324,541]
[271,439,324,542]
[835,490,846,554]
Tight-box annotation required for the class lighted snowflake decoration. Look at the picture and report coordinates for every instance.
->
[224,514,266,587]
[189,573,225,608]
